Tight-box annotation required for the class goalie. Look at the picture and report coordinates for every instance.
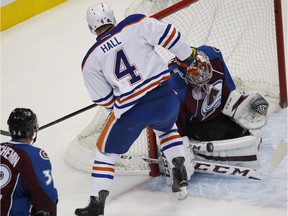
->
[168,45,269,170]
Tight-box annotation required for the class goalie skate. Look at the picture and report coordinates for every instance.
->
[171,157,188,200]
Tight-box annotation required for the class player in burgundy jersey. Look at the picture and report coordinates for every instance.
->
[0,108,58,216]
[169,45,269,141]
[165,45,269,170]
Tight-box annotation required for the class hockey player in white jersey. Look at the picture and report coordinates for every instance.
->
[75,2,197,216]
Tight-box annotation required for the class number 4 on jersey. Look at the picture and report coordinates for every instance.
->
[114,49,142,85]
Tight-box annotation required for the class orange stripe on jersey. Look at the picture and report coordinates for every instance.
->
[93,166,115,172]
[96,112,116,151]
[116,75,170,104]
[160,134,181,145]
[163,28,176,48]
[101,97,115,107]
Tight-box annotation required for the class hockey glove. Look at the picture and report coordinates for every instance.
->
[175,47,197,77]
[168,57,180,74]
[222,90,269,130]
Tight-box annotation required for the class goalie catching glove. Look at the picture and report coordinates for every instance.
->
[222,90,269,130]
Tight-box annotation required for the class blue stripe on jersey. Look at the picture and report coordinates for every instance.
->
[117,14,146,30]
[93,90,114,103]
[117,69,170,99]
[93,160,114,166]
[168,32,181,49]
[159,129,179,138]
[161,141,183,151]
[91,173,114,179]
[114,77,171,110]
[114,98,140,109]
[158,24,172,45]
[82,14,146,70]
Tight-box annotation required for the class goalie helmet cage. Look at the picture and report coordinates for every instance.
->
[65,0,287,177]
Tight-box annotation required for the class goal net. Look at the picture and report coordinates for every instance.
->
[65,107,157,175]
[126,0,286,105]
[65,0,286,176]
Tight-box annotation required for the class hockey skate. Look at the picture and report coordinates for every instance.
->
[75,190,109,216]
[171,157,188,200]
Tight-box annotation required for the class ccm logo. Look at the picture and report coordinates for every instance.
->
[195,162,250,176]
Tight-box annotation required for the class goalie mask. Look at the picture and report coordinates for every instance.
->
[7,108,39,143]
[185,51,213,86]
[86,2,116,35]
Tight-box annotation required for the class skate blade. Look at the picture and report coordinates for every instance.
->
[176,186,187,200]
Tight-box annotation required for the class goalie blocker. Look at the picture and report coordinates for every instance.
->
[160,132,262,181]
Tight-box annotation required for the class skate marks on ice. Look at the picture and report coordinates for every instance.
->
[105,178,287,216]
[106,110,287,216]
[192,109,288,208]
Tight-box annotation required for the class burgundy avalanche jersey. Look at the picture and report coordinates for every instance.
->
[0,141,58,216]
[169,45,236,136]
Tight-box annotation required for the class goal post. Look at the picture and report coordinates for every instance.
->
[274,0,287,108]
[151,0,198,20]
[65,0,287,177]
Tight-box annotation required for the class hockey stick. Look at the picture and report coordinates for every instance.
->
[196,140,287,180]
[0,104,97,136]
[119,140,287,180]
[120,155,266,180]
[0,130,10,136]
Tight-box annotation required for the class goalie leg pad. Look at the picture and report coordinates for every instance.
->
[192,133,261,168]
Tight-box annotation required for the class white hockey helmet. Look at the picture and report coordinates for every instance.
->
[86,2,116,35]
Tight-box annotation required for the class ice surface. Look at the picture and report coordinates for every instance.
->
[1,0,287,215]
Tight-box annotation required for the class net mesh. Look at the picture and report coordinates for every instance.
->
[65,106,150,174]
[126,0,279,99]
[65,0,281,175]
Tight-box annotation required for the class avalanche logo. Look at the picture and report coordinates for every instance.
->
[201,80,222,120]
[39,149,49,160]
[0,164,12,188]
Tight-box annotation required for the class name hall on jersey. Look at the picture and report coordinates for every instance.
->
[101,37,122,53]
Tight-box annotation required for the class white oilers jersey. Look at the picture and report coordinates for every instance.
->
[82,14,191,118]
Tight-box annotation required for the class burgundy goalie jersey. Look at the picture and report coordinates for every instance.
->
[169,45,236,136]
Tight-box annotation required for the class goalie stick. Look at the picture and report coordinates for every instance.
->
[1,104,97,136]
[120,140,287,180]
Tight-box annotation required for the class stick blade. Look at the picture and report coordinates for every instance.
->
[258,140,287,176]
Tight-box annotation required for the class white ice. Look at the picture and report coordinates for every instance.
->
[1,0,287,215]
